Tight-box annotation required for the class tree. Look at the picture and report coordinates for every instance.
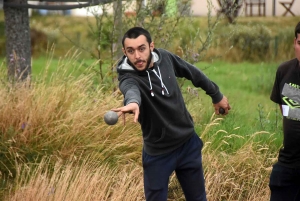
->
[3,0,116,83]
[217,0,241,24]
[4,0,31,83]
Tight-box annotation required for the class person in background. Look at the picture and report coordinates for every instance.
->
[269,21,300,201]
[112,27,231,201]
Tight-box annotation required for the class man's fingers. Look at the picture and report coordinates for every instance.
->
[117,111,123,117]
[110,104,139,123]
[133,111,139,123]
[123,113,126,126]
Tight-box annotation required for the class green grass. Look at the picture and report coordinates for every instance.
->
[198,61,277,120]
[178,60,283,153]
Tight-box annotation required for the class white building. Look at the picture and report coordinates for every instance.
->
[191,0,299,17]
[27,0,299,17]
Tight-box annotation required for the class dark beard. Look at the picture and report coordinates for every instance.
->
[127,52,153,71]
[146,52,153,69]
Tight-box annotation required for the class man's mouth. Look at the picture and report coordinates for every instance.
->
[135,60,145,66]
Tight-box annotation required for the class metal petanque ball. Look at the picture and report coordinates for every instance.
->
[219,108,225,114]
[104,111,118,125]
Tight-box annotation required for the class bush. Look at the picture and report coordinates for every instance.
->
[273,27,294,60]
[30,28,48,57]
[227,24,272,62]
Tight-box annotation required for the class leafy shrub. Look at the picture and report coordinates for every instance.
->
[30,28,48,57]
[273,27,294,60]
[229,24,272,62]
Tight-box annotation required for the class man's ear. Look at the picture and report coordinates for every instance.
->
[150,42,154,52]
[122,48,126,55]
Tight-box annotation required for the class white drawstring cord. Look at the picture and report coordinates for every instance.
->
[146,65,169,97]
[153,67,169,95]
[146,71,154,97]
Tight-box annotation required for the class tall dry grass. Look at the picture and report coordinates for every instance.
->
[7,157,144,201]
[202,118,276,201]
[0,51,142,179]
[3,116,277,200]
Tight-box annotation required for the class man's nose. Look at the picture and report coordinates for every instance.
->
[134,50,141,58]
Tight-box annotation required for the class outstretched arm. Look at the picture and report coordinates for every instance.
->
[114,75,141,124]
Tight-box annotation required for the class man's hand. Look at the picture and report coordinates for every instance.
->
[111,102,140,124]
[213,96,231,115]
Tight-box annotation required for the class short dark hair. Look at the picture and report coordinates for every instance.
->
[122,27,152,47]
[295,22,300,38]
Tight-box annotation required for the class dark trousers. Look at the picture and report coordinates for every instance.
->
[142,133,207,201]
[269,163,300,201]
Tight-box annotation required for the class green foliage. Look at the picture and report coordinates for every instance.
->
[257,103,281,132]
[220,24,272,61]
[86,20,113,51]
[250,62,276,95]
[218,0,242,24]
[211,17,299,63]
[273,27,295,60]
[175,17,220,64]
[30,28,49,57]
[236,24,271,60]
[1,11,298,63]
[0,126,19,178]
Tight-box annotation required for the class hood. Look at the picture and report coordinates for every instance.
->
[117,50,160,74]
[117,49,169,97]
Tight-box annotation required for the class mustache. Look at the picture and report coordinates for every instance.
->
[134,60,145,65]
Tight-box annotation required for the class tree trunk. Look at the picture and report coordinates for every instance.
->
[4,0,31,82]
[113,0,123,60]
[136,0,145,27]
[111,0,123,91]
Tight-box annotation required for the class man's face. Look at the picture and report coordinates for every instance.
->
[123,35,154,71]
[295,33,300,64]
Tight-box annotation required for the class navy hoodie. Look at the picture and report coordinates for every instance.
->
[117,48,223,155]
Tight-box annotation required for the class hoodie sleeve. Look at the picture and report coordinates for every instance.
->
[168,52,223,104]
[118,74,142,106]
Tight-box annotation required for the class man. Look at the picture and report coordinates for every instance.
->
[269,21,300,201]
[112,27,230,201]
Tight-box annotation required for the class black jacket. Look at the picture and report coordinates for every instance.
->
[117,48,223,155]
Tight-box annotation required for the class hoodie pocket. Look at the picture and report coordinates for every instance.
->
[154,111,194,143]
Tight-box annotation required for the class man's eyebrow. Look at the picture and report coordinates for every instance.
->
[125,44,146,50]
